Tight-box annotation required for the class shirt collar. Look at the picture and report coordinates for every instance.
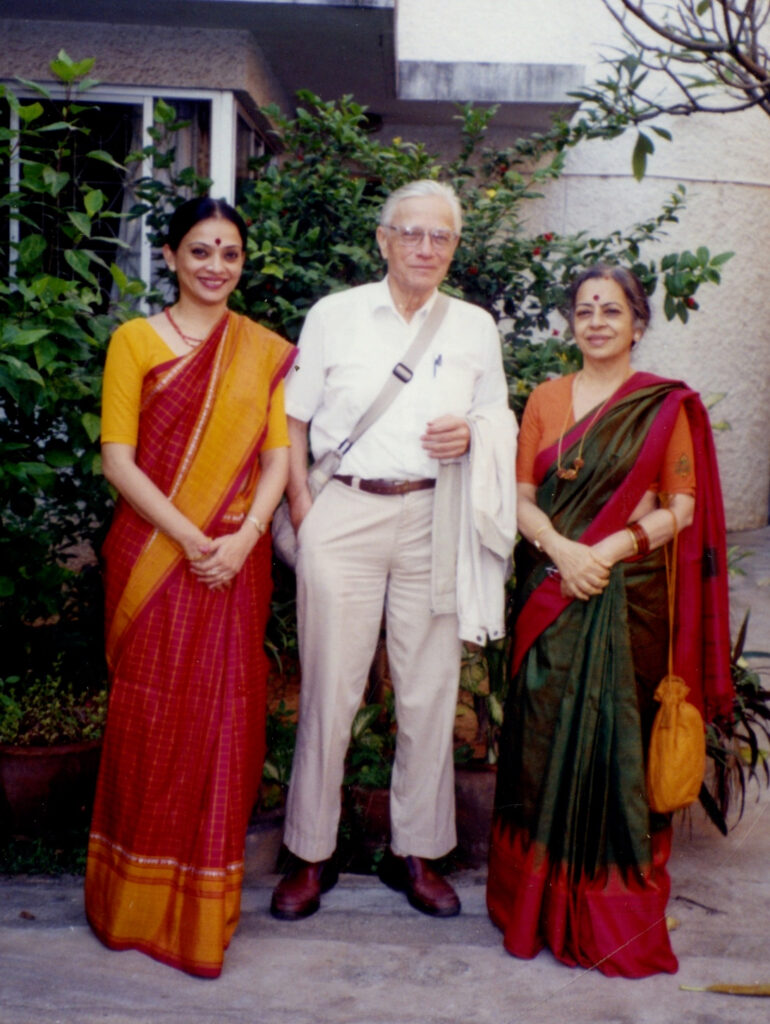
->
[372,276,438,320]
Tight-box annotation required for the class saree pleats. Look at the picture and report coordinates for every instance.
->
[488,374,731,978]
[86,314,295,977]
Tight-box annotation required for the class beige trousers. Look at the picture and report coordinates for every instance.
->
[283,480,462,863]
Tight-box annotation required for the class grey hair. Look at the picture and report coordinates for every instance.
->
[379,179,463,234]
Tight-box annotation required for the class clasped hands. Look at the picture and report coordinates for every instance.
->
[551,535,612,601]
[184,530,254,591]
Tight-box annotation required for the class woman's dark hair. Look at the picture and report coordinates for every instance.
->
[165,196,248,251]
[567,263,651,333]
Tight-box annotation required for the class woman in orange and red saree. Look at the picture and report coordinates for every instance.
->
[85,197,296,978]
[487,264,733,978]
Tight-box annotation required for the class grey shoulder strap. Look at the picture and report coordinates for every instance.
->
[338,292,451,455]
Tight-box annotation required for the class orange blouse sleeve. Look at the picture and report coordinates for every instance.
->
[101,320,173,446]
[516,376,575,484]
[262,379,289,450]
[658,405,696,496]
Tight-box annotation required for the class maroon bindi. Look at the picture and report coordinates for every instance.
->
[593,294,600,301]
[214,238,221,246]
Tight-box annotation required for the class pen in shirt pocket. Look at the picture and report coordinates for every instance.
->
[433,353,442,377]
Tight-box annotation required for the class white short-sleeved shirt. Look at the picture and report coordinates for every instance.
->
[284,278,508,480]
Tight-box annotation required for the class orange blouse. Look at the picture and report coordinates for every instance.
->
[517,374,695,495]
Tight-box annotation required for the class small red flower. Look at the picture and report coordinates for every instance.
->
[686,296,697,308]
[552,329,560,336]
[532,247,541,256]
[468,265,479,276]
[543,233,554,242]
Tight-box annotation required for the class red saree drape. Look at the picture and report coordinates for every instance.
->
[487,373,732,979]
[85,313,295,978]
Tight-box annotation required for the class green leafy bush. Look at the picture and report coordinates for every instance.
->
[238,94,732,415]
[0,52,145,695]
[0,669,107,746]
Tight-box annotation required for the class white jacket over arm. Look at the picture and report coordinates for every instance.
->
[432,404,518,644]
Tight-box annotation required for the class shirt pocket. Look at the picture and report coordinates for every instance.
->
[430,355,476,419]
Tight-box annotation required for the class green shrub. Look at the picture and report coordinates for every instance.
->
[0,669,107,746]
[237,93,732,415]
[0,53,145,694]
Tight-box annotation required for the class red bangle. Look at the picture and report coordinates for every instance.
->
[628,520,650,558]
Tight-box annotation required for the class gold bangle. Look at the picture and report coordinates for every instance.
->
[626,526,639,556]
[245,514,266,536]
[533,523,551,552]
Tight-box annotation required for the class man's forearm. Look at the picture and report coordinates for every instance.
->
[286,416,311,504]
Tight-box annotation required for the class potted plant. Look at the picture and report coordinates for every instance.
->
[452,638,509,867]
[699,611,770,833]
[0,663,107,838]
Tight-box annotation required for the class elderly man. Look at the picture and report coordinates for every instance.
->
[271,179,516,920]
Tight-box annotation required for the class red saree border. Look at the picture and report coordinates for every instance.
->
[487,819,678,978]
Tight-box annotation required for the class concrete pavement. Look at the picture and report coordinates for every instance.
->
[1,528,768,1024]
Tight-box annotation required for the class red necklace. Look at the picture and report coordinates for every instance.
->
[164,306,205,346]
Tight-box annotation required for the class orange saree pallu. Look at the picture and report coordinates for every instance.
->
[86,314,295,978]
[487,374,733,978]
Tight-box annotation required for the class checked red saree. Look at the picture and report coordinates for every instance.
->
[86,313,295,978]
[487,373,733,978]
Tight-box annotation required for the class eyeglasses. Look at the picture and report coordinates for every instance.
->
[383,225,459,251]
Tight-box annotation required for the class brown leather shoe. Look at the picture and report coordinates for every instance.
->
[378,850,461,918]
[270,857,339,920]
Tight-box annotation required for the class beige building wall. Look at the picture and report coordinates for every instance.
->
[399,0,770,529]
[533,111,770,531]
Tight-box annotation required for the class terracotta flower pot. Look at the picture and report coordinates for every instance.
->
[0,739,102,839]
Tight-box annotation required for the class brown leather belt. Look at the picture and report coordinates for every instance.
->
[333,475,436,496]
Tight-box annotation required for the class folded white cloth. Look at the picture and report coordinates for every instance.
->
[431,404,518,644]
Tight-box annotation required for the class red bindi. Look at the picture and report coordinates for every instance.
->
[593,294,600,301]
[214,238,221,246]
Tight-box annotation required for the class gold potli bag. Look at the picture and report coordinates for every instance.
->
[646,511,706,814]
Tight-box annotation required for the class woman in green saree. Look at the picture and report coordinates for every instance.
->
[487,264,733,977]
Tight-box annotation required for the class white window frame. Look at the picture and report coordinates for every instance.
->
[5,82,239,292]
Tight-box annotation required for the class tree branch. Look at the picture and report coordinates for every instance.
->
[600,1,770,115]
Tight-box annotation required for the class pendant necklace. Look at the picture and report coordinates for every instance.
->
[164,306,205,347]
[555,372,623,481]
